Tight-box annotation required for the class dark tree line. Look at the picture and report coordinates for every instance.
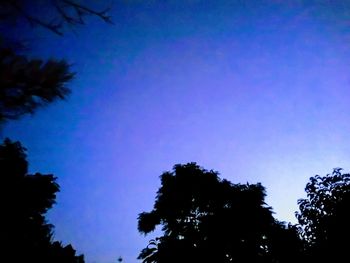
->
[0,1,113,262]
[138,163,350,263]
[2,2,349,262]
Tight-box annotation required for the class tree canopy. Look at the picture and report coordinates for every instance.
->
[296,168,350,261]
[0,139,84,262]
[138,163,302,263]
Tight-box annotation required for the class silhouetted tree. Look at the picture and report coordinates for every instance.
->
[296,168,350,261]
[138,163,302,263]
[0,1,112,123]
[0,2,112,261]
[0,139,84,262]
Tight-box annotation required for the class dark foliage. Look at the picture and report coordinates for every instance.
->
[0,139,84,262]
[138,163,302,263]
[0,47,74,122]
[296,168,350,261]
[0,1,112,123]
[0,2,112,261]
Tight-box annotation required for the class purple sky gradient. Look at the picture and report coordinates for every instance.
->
[3,1,350,262]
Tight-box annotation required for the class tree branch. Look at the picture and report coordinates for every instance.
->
[4,0,113,36]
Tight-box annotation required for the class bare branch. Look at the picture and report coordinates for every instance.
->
[2,0,113,36]
[61,0,113,24]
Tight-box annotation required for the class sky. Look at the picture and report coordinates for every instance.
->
[3,0,350,262]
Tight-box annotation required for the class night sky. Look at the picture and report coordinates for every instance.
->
[3,1,350,262]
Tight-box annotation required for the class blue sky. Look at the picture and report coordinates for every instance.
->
[3,1,350,262]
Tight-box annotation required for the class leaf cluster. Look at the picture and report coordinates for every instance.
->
[296,168,350,260]
[0,48,73,122]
